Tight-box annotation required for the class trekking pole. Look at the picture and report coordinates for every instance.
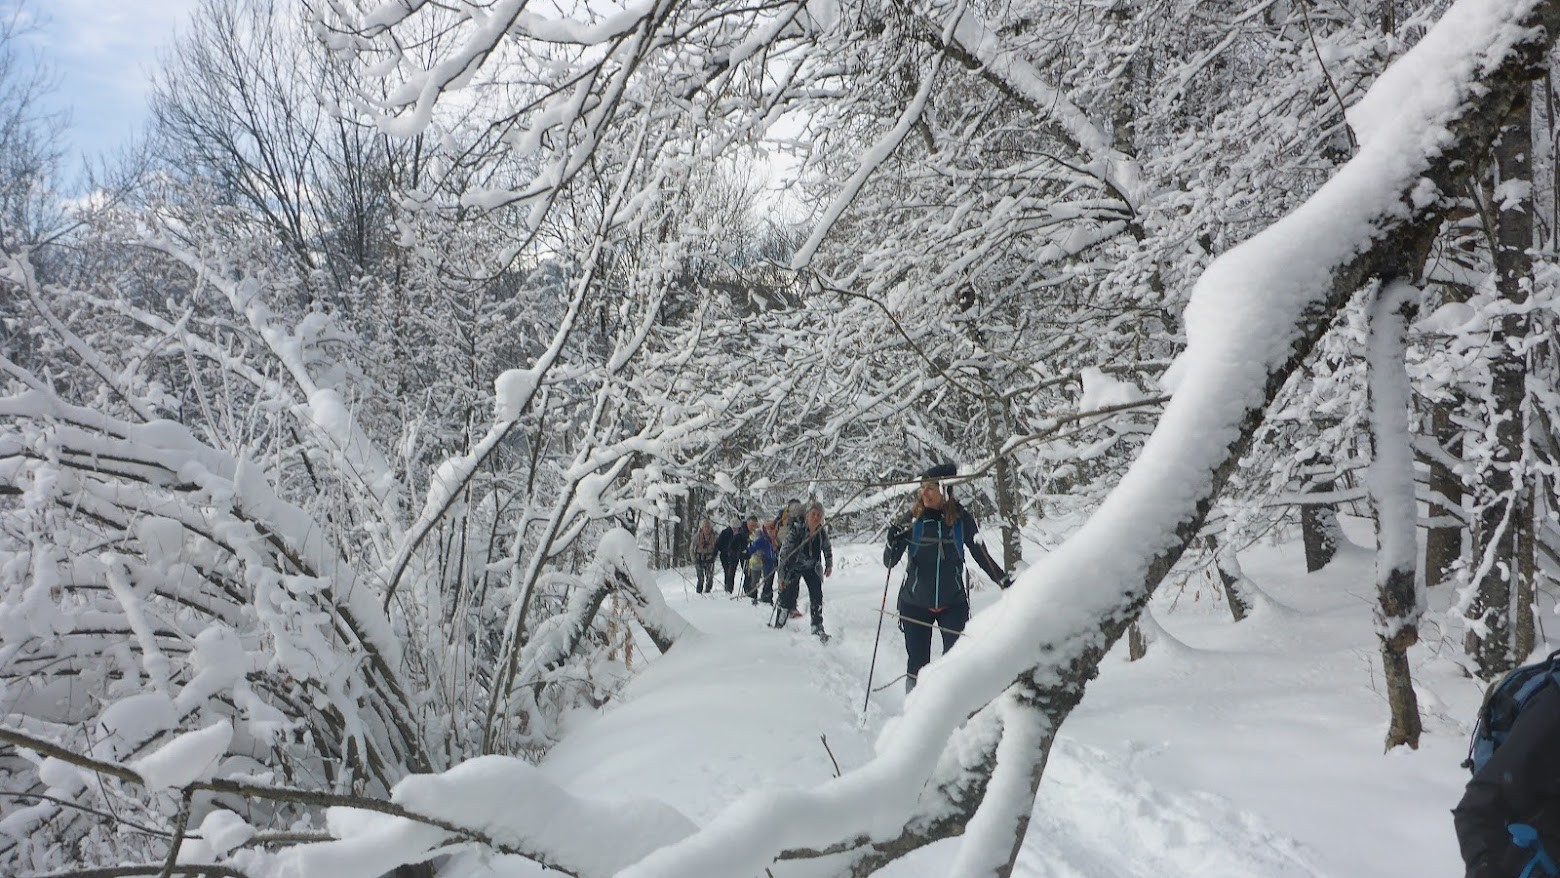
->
[861,566,894,721]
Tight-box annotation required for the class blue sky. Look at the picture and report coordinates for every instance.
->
[19,0,200,163]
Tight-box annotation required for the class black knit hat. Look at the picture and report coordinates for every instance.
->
[921,462,957,481]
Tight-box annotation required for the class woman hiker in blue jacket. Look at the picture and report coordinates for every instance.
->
[883,463,1011,693]
[746,518,780,605]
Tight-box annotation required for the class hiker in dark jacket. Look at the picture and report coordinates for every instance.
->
[883,463,1011,693]
[691,520,718,594]
[770,499,803,601]
[1455,682,1560,878]
[776,501,832,636]
[715,517,745,594]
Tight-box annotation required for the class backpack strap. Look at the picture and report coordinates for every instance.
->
[910,516,966,560]
[1508,823,1560,878]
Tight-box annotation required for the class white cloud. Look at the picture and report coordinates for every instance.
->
[31,0,197,92]
[19,0,202,156]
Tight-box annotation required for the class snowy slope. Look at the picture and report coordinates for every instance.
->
[442,527,1490,877]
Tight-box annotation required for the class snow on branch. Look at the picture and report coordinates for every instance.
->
[897,0,1145,210]
[596,529,691,654]
[0,386,431,788]
[143,237,404,522]
[0,726,682,878]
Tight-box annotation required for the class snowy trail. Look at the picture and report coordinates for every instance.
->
[538,542,1335,876]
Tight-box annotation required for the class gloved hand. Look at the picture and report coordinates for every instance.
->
[999,572,1015,590]
[887,522,911,546]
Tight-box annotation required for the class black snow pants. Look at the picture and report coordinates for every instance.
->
[899,595,969,691]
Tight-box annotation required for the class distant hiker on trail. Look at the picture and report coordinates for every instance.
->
[746,519,780,605]
[1454,667,1560,878]
[691,520,718,594]
[771,498,803,602]
[883,462,1012,694]
[716,517,745,594]
[775,498,803,533]
[776,501,833,638]
[738,515,760,597]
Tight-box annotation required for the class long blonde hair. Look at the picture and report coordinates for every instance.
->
[910,493,960,527]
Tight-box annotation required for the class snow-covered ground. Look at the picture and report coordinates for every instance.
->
[449,519,1497,877]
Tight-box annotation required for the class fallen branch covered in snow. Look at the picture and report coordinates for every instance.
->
[0,726,679,878]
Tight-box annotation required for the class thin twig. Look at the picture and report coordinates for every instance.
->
[872,673,909,694]
[157,789,195,878]
[1298,0,1358,152]
[0,792,169,839]
[819,734,841,778]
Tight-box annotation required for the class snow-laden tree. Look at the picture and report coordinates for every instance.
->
[7,0,1560,875]
[156,0,1542,875]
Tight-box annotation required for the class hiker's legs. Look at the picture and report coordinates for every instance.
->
[757,569,775,604]
[899,595,934,692]
[800,567,824,631]
[695,561,713,593]
[773,573,798,620]
[721,558,737,593]
[937,604,969,656]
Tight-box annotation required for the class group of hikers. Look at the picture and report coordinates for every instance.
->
[688,463,1013,691]
[691,498,835,638]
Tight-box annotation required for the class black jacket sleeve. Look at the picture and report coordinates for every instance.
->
[961,510,1007,585]
[1454,682,1560,877]
[883,516,911,568]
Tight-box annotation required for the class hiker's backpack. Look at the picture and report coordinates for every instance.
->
[1464,651,1560,776]
[909,515,964,560]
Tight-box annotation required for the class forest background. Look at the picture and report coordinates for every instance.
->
[0,0,1556,875]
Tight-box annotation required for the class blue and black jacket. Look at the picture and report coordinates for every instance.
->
[883,506,1005,611]
[1456,682,1560,877]
[747,530,779,575]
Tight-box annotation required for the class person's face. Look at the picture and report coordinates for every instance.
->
[806,508,823,528]
[746,519,757,532]
[920,480,946,509]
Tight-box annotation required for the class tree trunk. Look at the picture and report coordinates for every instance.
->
[1205,531,1251,623]
[1300,466,1342,573]
[1368,281,1422,750]
[1423,398,1464,588]
[977,385,1023,568]
[1127,621,1147,661]
[1468,90,1533,679]
[1515,483,1538,659]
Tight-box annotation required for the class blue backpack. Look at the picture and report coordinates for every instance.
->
[909,516,964,558]
[1464,651,1560,776]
